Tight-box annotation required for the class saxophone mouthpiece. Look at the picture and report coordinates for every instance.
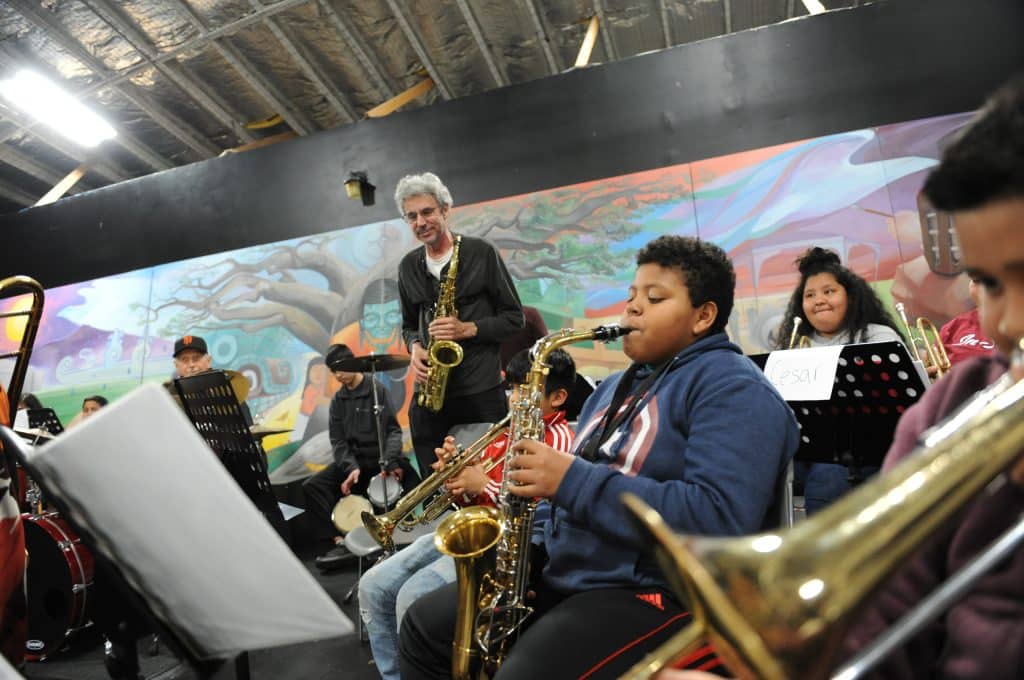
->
[595,324,634,341]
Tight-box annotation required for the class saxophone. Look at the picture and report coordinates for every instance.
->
[418,234,464,412]
[361,415,510,551]
[435,324,633,680]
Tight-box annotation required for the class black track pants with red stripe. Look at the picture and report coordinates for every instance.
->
[398,582,726,680]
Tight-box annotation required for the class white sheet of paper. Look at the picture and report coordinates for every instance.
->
[23,384,351,661]
[763,346,843,401]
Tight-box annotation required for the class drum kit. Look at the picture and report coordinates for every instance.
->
[327,352,411,537]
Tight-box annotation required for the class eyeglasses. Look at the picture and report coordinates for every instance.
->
[403,206,439,223]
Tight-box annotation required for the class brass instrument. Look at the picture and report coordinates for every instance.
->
[360,415,510,551]
[418,234,464,412]
[895,301,951,379]
[788,316,812,349]
[436,324,633,680]
[0,276,45,423]
[620,340,1024,680]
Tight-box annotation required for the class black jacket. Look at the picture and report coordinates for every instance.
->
[399,235,524,398]
[328,375,403,474]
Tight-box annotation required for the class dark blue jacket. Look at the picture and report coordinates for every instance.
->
[543,332,799,592]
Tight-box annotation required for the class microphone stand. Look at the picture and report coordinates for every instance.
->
[368,355,395,515]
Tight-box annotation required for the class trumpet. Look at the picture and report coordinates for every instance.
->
[788,316,812,349]
[361,415,510,551]
[620,340,1024,680]
[895,302,951,379]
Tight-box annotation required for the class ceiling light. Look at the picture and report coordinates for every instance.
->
[0,69,116,148]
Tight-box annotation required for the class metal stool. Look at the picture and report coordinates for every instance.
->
[343,525,387,641]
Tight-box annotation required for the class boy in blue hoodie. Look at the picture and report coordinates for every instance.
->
[399,235,799,679]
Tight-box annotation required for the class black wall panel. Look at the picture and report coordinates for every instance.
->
[3,0,1023,288]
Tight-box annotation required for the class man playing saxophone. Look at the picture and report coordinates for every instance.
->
[396,172,524,476]
[399,235,799,679]
[359,349,576,680]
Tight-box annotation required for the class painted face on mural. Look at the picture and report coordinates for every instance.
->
[958,197,1024,362]
[402,194,450,251]
[802,272,849,338]
[361,300,402,352]
[175,348,212,377]
[620,263,713,366]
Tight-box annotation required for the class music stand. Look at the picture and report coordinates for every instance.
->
[752,341,928,499]
[27,407,64,435]
[0,385,351,680]
[173,370,286,536]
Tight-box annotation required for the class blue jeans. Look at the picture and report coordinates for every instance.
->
[359,533,456,680]
[794,461,879,514]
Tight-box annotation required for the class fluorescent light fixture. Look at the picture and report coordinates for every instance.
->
[0,69,116,147]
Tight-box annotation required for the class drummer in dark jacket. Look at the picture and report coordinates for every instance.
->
[303,343,420,571]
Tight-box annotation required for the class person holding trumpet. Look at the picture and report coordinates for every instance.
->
[774,247,906,514]
[303,343,420,571]
[358,348,576,680]
[654,75,1024,680]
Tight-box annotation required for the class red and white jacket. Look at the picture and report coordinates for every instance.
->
[457,410,574,507]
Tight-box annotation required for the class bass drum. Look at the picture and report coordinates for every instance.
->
[22,512,94,660]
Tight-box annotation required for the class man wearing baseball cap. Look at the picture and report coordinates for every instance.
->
[173,335,211,377]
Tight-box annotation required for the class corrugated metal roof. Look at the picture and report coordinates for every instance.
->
[0,0,868,214]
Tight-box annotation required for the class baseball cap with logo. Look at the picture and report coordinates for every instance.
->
[173,335,208,358]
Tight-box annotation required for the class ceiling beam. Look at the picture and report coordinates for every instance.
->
[0,176,37,207]
[10,0,215,162]
[575,17,600,67]
[247,0,357,124]
[723,0,733,33]
[167,0,315,135]
[454,0,507,87]
[316,0,397,100]
[34,163,88,206]
[383,0,452,99]
[0,115,129,185]
[82,0,255,145]
[657,0,673,48]
[593,1,618,62]
[71,0,311,98]
[0,142,87,192]
[787,0,797,18]
[521,0,560,75]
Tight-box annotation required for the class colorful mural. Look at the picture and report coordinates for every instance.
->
[0,110,976,480]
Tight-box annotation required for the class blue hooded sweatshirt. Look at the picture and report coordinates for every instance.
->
[543,331,799,593]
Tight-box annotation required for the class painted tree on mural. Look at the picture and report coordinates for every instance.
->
[150,174,688,351]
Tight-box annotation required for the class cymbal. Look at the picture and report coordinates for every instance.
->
[333,353,410,373]
[250,425,293,438]
[14,427,55,441]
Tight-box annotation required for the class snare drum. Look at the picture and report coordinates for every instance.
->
[367,474,402,510]
[22,512,95,660]
[332,495,373,535]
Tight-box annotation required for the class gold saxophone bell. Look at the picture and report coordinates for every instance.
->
[620,348,1024,680]
[360,415,510,551]
[895,302,952,379]
[434,505,502,680]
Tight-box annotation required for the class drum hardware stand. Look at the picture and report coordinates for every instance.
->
[368,357,397,515]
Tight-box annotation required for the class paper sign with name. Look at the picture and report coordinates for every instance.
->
[763,346,843,401]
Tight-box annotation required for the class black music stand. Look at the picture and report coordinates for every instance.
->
[27,407,64,435]
[173,370,287,538]
[753,341,928,470]
[0,384,351,680]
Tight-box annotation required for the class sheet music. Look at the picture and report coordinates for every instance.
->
[23,384,351,661]
[763,346,844,401]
